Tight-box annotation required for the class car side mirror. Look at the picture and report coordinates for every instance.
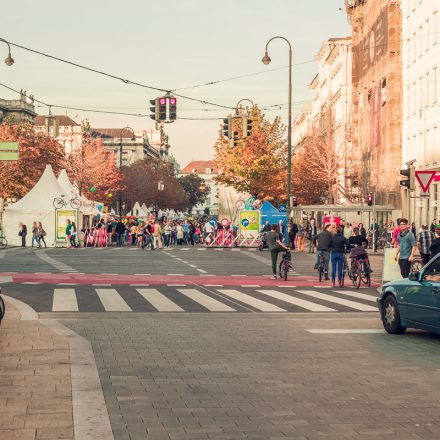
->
[408,271,420,282]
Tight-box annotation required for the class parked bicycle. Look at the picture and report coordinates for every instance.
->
[0,234,7,248]
[279,250,292,281]
[53,196,81,210]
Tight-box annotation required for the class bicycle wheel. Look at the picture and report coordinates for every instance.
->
[0,295,5,323]
[283,262,288,281]
[70,198,81,209]
[318,264,323,282]
[53,198,64,209]
[0,237,7,248]
[352,265,361,289]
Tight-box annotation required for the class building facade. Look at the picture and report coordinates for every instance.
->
[179,161,219,216]
[346,0,403,208]
[0,92,37,124]
[34,115,83,155]
[402,0,440,224]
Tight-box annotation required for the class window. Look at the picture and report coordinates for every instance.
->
[434,126,438,163]
[423,257,440,280]
[419,26,423,56]
[426,71,430,107]
[413,81,417,115]
[433,66,438,104]
[406,85,411,118]
[412,32,417,62]
[434,11,438,45]
[426,129,431,164]
[419,76,423,112]
[406,38,411,66]
[426,18,430,50]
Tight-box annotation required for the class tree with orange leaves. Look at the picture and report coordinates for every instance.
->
[0,122,66,199]
[214,106,287,204]
[67,136,123,201]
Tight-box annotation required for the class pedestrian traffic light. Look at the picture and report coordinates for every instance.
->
[367,193,374,206]
[159,97,167,121]
[169,96,177,121]
[292,196,298,207]
[242,117,253,138]
[222,115,232,139]
[149,98,159,121]
[400,166,415,191]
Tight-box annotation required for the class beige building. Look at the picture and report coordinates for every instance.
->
[346,0,403,209]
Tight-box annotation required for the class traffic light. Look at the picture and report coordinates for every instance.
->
[159,97,167,121]
[292,196,298,207]
[233,131,239,147]
[149,98,159,121]
[367,193,374,206]
[169,96,177,121]
[222,115,232,139]
[400,166,415,191]
[242,117,253,138]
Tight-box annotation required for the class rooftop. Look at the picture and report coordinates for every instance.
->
[180,160,218,174]
[34,115,80,127]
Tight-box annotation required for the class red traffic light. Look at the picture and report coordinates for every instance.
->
[169,97,177,105]
[159,97,166,105]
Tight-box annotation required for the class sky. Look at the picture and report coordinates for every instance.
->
[0,0,350,167]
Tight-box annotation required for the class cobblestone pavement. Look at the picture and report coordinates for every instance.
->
[0,302,73,440]
[64,313,440,440]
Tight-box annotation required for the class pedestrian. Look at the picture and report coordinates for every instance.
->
[65,219,72,248]
[329,226,348,287]
[308,219,318,253]
[176,222,184,245]
[343,222,352,240]
[315,224,332,280]
[188,222,196,246]
[288,221,298,250]
[164,221,172,248]
[429,227,440,258]
[31,221,39,248]
[37,222,47,248]
[297,222,305,252]
[278,219,285,242]
[115,219,126,247]
[153,220,162,249]
[70,221,78,248]
[417,224,434,265]
[431,219,437,233]
[359,222,367,239]
[18,222,27,247]
[395,218,416,278]
[266,223,289,279]
[411,222,417,237]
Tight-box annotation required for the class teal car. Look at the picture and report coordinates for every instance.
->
[378,253,440,334]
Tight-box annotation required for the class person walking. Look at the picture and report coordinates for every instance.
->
[153,220,162,249]
[411,222,417,237]
[188,222,196,246]
[19,222,27,247]
[115,220,126,247]
[431,220,437,233]
[176,222,184,245]
[307,219,318,253]
[315,224,332,280]
[266,223,289,279]
[359,222,367,239]
[417,224,434,265]
[31,221,39,248]
[329,226,348,287]
[37,222,47,248]
[429,227,440,258]
[288,221,298,250]
[297,222,305,252]
[70,221,78,248]
[395,218,417,278]
[65,220,72,248]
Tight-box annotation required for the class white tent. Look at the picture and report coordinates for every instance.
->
[3,164,66,247]
[129,202,149,218]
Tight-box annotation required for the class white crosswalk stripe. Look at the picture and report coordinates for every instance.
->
[95,288,132,311]
[333,290,378,303]
[295,290,377,312]
[53,288,78,311]
[177,288,236,312]
[217,289,286,312]
[137,289,184,312]
[257,289,336,312]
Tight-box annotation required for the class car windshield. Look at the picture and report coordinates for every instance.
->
[423,256,440,282]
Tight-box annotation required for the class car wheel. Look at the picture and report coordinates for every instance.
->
[382,295,406,334]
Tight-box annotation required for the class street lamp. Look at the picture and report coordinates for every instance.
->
[235,98,255,115]
[119,126,136,217]
[0,38,14,66]
[262,36,292,216]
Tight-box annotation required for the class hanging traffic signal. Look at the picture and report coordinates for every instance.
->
[149,98,159,121]
[233,131,239,147]
[169,96,177,121]
[222,115,232,139]
[242,117,253,137]
[367,193,374,206]
[400,166,415,191]
[159,97,167,121]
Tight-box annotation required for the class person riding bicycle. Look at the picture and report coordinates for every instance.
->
[348,227,371,272]
[314,224,332,280]
[266,223,289,279]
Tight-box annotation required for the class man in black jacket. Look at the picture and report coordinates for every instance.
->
[314,224,332,280]
[115,220,126,247]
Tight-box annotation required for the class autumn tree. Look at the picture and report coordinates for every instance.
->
[121,158,189,212]
[67,136,123,201]
[178,174,210,211]
[0,122,66,199]
[214,106,287,203]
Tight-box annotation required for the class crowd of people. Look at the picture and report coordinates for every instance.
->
[18,221,47,248]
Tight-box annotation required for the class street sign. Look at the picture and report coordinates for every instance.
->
[278,204,287,212]
[434,175,440,182]
[0,142,19,161]
[415,170,436,193]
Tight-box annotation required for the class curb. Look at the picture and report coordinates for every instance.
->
[2,295,114,440]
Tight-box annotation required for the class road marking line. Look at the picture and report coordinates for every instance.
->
[307,329,384,334]
[129,284,150,286]
[167,284,186,286]
[333,290,378,302]
[21,282,41,284]
[313,286,332,288]
[217,289,286,312]
[135,273,151,276]
[137,288,184,312]
[276,285,296,288]
[95,288,132,312]
[257,289,336,312]
[295,290,377,312]
[197,248,207,251]
[177,288,236,312]
[204,284,224,287]
[231,275,246,277]
[197,268,208,273]
[241,285,261,287]
[168,273,184,276]
[188,264,196,267]
[53,288,78,312]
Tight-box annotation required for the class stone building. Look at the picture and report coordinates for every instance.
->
[345,0,403,208]
[0,92,36,124]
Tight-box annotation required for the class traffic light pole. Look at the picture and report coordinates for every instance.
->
[372,193,377,253]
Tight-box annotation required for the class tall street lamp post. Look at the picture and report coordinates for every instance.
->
[262,36,292,216]
[119,126,136,217]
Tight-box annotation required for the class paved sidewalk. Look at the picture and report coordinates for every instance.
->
[0,301,74,440]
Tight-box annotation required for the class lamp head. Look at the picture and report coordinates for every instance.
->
[5,53,14,66]
[261,51,271,65]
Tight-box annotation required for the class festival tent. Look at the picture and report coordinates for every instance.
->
[129,202,149,218]
[260,201,288,240]
[3,164,66,247]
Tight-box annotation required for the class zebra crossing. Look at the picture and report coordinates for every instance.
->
[8,284,379,314]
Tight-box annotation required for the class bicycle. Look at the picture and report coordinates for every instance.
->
[279,250,292,281]
[316,250,326,282]
[53,196,81,210]
[348,246,371,288]
[0,287,5,325]
[0,235,7,248]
